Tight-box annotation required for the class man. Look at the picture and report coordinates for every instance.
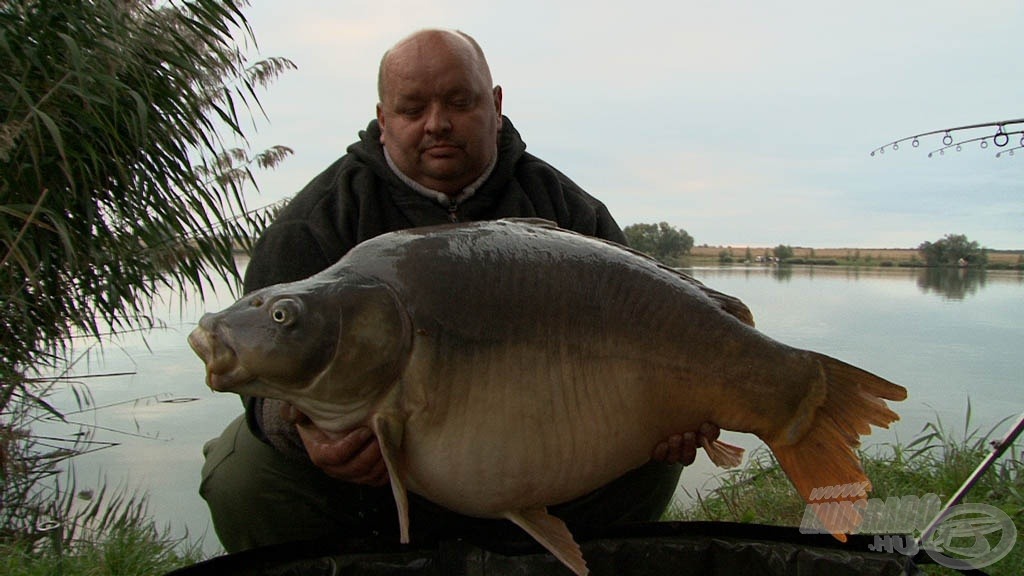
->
[201,28,719,553]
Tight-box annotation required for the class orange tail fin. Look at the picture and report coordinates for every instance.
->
[769,353,907,541]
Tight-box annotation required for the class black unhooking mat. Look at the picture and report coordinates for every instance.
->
[165,521,939,576]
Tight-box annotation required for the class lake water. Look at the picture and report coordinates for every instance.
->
[36,260,1024,555]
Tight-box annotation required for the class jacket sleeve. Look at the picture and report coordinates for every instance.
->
[243,223,336,292]
[517,155,628,246]
[584,194,628,246]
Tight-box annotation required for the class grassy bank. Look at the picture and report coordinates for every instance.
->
[1,523,200,576]
[668,414,1024,575]
[0,479,202,576]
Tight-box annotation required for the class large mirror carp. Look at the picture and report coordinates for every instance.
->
[189,218,907,575]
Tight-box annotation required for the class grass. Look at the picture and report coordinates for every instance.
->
[0,475,202,576]
[668,411,1024,575]
[1,523,201,576]
[0,520,201,576]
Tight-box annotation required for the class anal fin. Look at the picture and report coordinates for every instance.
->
[504,507,588,576]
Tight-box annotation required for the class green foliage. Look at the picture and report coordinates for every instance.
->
[1,515,201,576]
[0,0,294,385]
[623,222,694,266]
[772,244,794,260]
[918,233,989,267]
[0,0,293,547]
[0,455,202,573]
[670,446,804,525]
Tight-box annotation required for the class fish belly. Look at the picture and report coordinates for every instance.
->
[398,362,680,517]
[392,322,735,517]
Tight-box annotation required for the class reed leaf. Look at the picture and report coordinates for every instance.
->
[1,0,294,544]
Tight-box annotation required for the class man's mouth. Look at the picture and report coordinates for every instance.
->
[424,143,461,156]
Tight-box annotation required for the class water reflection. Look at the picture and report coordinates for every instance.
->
[916,267,987,301]
[772,266,793,282]
[688,264,1023,301]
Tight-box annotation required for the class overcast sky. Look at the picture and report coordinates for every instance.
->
[231,1,1023,249]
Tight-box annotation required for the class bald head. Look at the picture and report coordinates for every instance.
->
[378,29,493,104]
[374,29,503,195]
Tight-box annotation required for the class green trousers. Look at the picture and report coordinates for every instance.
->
[200,415,683,553]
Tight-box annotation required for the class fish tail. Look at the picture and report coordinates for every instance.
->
[768,353,907,541]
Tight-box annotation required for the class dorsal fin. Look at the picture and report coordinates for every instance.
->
[503,218,756,327]
[664,267,755,327]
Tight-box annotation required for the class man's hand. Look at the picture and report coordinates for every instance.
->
[651,422,721,465]
[282,404,389,486]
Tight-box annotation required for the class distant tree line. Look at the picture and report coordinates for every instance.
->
[773,245,795,260]
[918,233,988,267]
[623,222,693,266]
[625,223,995,270]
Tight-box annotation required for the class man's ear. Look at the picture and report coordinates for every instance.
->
[493,85,503,129]
[376,103,386,143]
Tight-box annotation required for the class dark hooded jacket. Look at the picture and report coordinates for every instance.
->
[244,117,624,292]
[243,116,626,451]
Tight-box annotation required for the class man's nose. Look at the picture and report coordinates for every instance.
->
[424,103,452,134]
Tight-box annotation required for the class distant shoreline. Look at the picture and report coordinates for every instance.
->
[689,245,1024,268]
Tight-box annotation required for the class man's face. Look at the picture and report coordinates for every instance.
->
[377,36,502,195]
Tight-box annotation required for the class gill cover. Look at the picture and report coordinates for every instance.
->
[297,280,412,429]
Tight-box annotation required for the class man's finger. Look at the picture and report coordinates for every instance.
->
[699,421,721,442]
[281,402,310,425]
[353,458,390,486]
[679,432,697,466]
[332,427,374,456]
[320,435,383,481]
[666,433,684,462]
[652,441,669,461]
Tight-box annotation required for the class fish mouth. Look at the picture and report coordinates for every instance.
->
[206,366,255,392]
[187,327,254,392]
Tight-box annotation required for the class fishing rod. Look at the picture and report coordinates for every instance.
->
[871,118,1024,158]
[915,411,1024,552]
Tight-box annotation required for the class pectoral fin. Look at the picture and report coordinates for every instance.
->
[702,436,745,468]
[504,507,588,576]
[371,414,409,543]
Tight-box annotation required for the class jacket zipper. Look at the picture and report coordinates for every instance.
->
[447,197,459,223]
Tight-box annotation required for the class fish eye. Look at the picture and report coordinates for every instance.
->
[270,298,302,326]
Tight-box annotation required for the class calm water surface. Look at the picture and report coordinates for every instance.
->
[40,261,1024,554]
